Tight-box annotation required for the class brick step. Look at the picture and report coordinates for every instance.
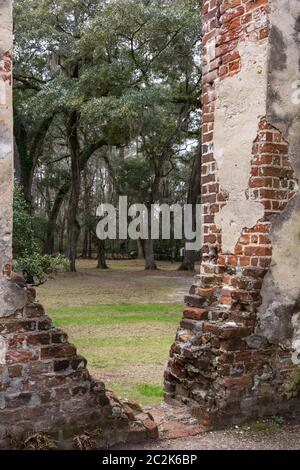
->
[146,403,204,440]
[22,303,45,318]
[40,343,77,360]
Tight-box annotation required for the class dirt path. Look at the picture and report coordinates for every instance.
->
[116,403,300,450]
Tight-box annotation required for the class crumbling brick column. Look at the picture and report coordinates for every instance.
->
[0,0,27,315]
[0,1,157,447]
[165,0,300,428]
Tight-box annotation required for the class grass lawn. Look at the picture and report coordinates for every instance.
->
[38,260,192,406]
[49,301,182,405]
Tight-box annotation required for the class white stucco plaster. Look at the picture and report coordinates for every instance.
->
[214,39,267,253]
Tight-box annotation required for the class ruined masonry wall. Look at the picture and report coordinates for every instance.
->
[164,0,300,429]
[0,298,158,447]
[0,0,27,315]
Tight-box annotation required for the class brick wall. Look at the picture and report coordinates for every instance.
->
[0,290,158,447]
[164,0,300,428]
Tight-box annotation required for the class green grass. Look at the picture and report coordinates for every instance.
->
[243,418,285,434]
[112,384,165,406]
[137,384,164,398]
[49,303,182,327]
[74,336,173,349]
[50,302,182,405]
[79,337,173,370]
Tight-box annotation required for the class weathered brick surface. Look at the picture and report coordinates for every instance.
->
[165,0,300,429]
[0,294,158,447]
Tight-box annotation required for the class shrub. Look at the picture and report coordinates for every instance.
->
[14,253,69,284]
[13,182,38,257]
[13,183,69,283]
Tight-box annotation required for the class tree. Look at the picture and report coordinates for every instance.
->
[14,0,109,270]
[13,0,201,271]
[82,0,201,268]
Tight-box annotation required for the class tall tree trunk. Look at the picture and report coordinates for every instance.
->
[47,138,107,260]
[67,109,81,272]
[14,137,22,182]
[88,229,93,259]
[14,113,54,214]
[178,144,202,272]
[59,215,66,254]
[96,240,109,269]
[179,248,197,272]
[144,209,157,270]
[44,180,70,255]
[81,227,89,258]
[81,168,94,258]
[144,239,157,270]
[44,225,55,256]
[119,146,125,161]
[137,238,145,259]
[144,167,162,270]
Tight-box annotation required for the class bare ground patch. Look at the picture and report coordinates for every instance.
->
[37,259,195,308]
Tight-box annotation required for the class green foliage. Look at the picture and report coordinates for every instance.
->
[14,0,200,147]
[14,253,69,284]
[271,416,284,426]
[116,157,154,204]
[13,182,38,257]
[247,418,284,434]
[13,183,68,282]
[13,0,201,263]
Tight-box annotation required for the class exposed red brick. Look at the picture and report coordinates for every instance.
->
[183,308,209,321]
